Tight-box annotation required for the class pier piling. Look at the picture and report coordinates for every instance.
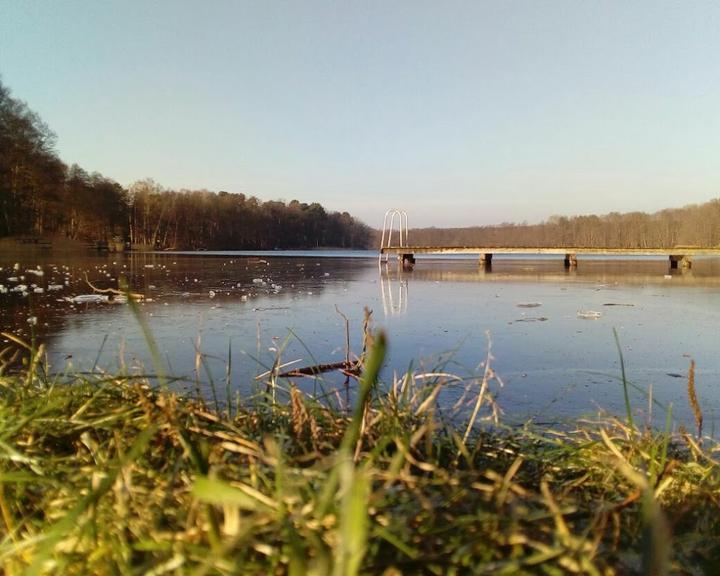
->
[669,255,692,269]
[564,253,578,268]
[401,253,416,270]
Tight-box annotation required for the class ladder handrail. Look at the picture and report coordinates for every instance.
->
[379,209,409,263]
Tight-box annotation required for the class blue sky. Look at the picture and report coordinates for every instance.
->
[1,1,719,227]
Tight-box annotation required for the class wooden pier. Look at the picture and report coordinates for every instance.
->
[377,210,720,270]
[379,246,720,270]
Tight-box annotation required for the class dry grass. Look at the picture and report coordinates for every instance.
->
[0,332,718,575]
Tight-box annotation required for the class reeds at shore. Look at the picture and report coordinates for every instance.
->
[0,330,718,575]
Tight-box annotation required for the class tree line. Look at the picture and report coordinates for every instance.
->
[128,180,369,250]
[407,201,720,249]
[5,76,720,251]
[0,78,371,249]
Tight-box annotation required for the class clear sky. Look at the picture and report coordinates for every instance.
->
[1,1,719,228]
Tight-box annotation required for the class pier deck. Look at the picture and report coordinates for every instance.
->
[379,246,720,269]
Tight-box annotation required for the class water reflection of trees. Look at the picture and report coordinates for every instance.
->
[0,253,371,355]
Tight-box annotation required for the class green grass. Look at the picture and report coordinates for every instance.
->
[0,332,719,575]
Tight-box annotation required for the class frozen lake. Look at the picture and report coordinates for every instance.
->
[2,250,720,431]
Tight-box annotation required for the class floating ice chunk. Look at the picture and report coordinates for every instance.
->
[11,284,28,293]
[48,284,64,291]
[144,264,154,269]
[0,285,6,294]
[323,272,330,277]
[26,269,44,277]
[208,290,216,298]
[516,302,542,308]
[65,294,110,304]
[7,277,18,282]
[27,316,37,326]
[33,287,44,294]
[252,278,266,285]
[577,310,601,320]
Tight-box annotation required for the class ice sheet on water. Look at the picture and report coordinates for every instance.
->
[577,310,601,320]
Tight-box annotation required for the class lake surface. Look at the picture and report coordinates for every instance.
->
[2,250,720,431]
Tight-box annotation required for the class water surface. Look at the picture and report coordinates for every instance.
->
[2,250,719,431]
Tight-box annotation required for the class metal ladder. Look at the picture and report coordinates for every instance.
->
[379,209,409,264]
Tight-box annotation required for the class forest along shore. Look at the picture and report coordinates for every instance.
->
[1,77,371,252]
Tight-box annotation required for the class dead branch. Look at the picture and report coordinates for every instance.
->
[278,360,361,378]
[84,272,144,300]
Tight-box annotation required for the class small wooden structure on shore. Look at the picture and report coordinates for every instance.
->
[15,236,52,250]
[85,239,127,252]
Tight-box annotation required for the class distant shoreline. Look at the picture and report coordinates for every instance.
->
[0,236,372,255]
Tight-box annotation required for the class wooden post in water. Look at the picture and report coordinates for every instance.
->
[401,253,416,270]
[480,253,493,270]
[564,253,578,268]
[669,255,692,269]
